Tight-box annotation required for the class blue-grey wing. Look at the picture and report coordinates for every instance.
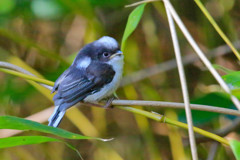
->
[53,67,97,111]
[49,63,115,127]
[49,67,96,127]
[51,68,71,93]
[53,63,115,111]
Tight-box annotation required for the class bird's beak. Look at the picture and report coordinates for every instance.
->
[110,50,123,59]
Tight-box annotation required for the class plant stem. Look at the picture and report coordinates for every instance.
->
[164,2,198,159]
[125,0,160,8]
[194,0,240,61]
[117,107,230,146]
[121,41,240,87]
[163,0,240,110]
[117,106,163,121]
[1,63,240,116]
[112,100,240,116]
[0,68,54,86]
[0,63,231,146]
[165,117,230,146]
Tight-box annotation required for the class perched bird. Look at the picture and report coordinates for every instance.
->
[48,36,124,127]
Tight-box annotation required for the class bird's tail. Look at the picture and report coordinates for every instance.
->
[48,105,66,127]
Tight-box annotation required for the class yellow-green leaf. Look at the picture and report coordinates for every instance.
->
[0,116,106,141]
[230,140,240,160]
[0,136,82,158]
[121,3,146,51]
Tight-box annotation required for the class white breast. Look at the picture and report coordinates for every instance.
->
[83,55,124,102]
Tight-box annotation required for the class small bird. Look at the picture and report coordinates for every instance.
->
[48,36,124,127]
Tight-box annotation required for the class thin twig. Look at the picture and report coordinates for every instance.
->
[207,142,219,160]
[190,118,240,144]
[0,62,53,90]
[163,0,240,110]
[1,62,240,116]
[0,100,239,138]
[125,0,160,8]
[194,0,240,61]
[120,41,240,87]
[118,107,230,145]
[0,68,54,88]
[0,105,230,146]
[163,115,229,145]
[164,2,198,159]
[112,100,240,116]
[0,63,233,146]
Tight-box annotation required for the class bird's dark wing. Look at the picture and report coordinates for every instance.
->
[48,63,115,127]
[51,68,71,93]
[53,63,115,111]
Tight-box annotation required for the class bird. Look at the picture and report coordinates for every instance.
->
[48,36,124,127]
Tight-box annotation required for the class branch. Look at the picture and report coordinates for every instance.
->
[163,0,240,110]
[0,68,54,88]
[164,3,197,159]
[120,41,240,87]
[112,100,240,116]
[0,61,234,145]
[207,142,219,160]
[1,61,240,117]
[125,0,160,8]
[189,118,240,144]
[0,62,53,90]
[118,107,229,146]
[0,105,230,146]
[194,0,240,61]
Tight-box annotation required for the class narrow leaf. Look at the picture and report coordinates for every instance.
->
[0,136,82,159]
[230,140,240,160]
[213,64,234,74]
[0,136,59,148]
[222,71,240,89]
[0,116,108,141]
[231,88,240,99]
[194,0,240,61]
[121,3,146,51]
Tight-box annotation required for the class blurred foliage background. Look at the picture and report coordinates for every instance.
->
[0,0,240,159]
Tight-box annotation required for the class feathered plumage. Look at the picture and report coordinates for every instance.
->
[48,36,123,127]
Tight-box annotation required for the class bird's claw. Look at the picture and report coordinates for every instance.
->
[102,97,115,109]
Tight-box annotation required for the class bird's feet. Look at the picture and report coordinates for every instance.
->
[82,97,115,109]
[102,97,115,109]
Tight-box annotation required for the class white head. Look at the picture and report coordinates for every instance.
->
[73,36,123,69]
[94,36,119,50]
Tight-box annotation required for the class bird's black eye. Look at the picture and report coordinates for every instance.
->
[103,52,110,57]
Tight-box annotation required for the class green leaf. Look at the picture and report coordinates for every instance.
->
[0,0,15,14]
[222,71,240,89]
[0,116,107,141]
[222,71,240,99]
[0,136,59,148]
[0,136,82,158]
[230,140,240,160]
[121,3,146,51]
[231,88,240,99]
